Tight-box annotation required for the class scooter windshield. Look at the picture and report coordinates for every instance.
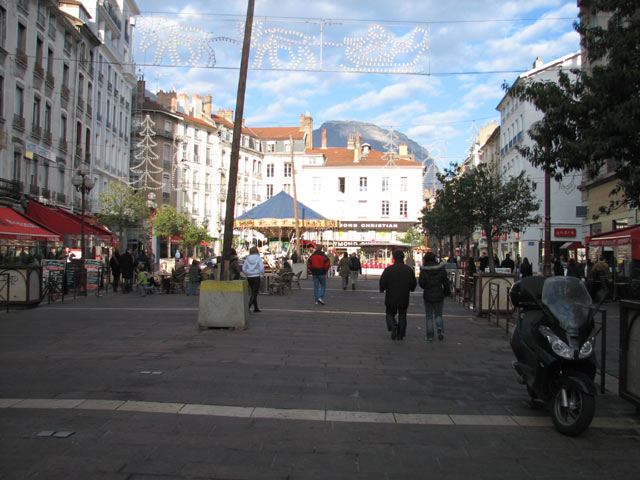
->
[541,276,593,334]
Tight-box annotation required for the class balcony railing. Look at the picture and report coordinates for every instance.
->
[43,131,52,145]
[40,188,51,200]
[13,115,25,132]
[29,184,39,196]
[30,125,41,139]
[61,85,70,100]
[58,138,68,153]
[15,49,28,69]
[56,192,66,203]
[0,179,22,200]
[45,72,55,89]
[33,64,44,79]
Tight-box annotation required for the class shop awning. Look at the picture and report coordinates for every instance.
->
[559,241,584,250]
[25,200,117,246]
[0,207,61,242]
[586,225,640,259]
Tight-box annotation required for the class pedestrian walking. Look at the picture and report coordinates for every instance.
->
[501,253,515,272]
[566,258,580,278]
[120,248,135,293]
[553,257,564,276]
[338,252,351,290]
[419,251,450,341]
[242,246,265,312]
[186,259,201,296]
[379,250,417,341]
[307,245,331,305]
[520,257,533,278]
[349,252,362,290]
[109,251,121,292]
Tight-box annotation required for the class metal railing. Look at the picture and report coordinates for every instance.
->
[619,300,640,406]
[0,272,10,312]
[487,282,515,333]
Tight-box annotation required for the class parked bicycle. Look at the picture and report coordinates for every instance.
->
[41,271,65,304]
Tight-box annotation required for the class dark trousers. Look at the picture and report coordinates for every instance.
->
[122,276,132,293]
[385,306,408,336]
[247,276,261,310]
[112,274,120,292]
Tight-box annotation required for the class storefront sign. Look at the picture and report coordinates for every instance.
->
[554,228,577,238]
[339,221,416,232]
[26,141,54,163]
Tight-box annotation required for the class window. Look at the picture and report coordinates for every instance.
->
[46,47,54,75]
[97,91,101,115]
[17,23,26,52]
[338,177,345,193]
[359,177,367,192]
[60,114,67,141]
[382,177,389,192]
[35,37,43,68]
[399,200,408,216]
[266,184,273,198]
[313,177,321,194]
[0,75,3,118]
[15,85,24,116]
[194,144,199,162]
[284,163,292,177]
[400,177,408,192]
[44,102,51,133]
[381,200,389,216]
[283,184,291,194]
[266,142,275,152]
[0,7,6,49]
[266,164,274,177]
[62,64,69,87]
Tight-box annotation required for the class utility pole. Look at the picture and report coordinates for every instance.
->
[290,134,301,260]
[221,0,255,280]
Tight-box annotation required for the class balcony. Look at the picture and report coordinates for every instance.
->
[157,129,174,140]
[45,72,55,90]
[77,98,84,112]
[43,131,52,145]
[30,125,42,139]
[61,85,70,101]
[107,82,112,93]
[86,104,92,117]
[58,138,68,153]
[29,184,39,196]
[15,48,28,69]
[33,64,44,79]
[56,192,66,204]
[13,115,25,132]
[40,188,51,200]
[0,179,22,200]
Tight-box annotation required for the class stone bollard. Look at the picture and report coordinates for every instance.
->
[198,280,249,330]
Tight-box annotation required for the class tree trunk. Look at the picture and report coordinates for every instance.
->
[485,233,496,273]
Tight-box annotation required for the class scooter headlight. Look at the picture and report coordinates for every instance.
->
[579,339,594,359]
[539,325,573,359]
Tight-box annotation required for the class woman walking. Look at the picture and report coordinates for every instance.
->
[338,252,351,290]
[242,246,265,312]
[419,252,450,341]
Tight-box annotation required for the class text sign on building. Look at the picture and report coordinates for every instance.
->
[339,221,416,232]
[554,228,577,238]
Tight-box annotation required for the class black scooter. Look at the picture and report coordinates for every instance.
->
[510,275,601,436]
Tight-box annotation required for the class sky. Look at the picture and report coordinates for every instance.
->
[131,0,581,170]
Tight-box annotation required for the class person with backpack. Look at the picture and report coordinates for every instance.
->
[419,251,451,341]
[349,252,362,290]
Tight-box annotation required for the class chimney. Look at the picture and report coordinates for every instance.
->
[217,109,233,121]
[533,57,544,69]
[362,143,371,157]
[204,95,212,117]
[354,134,362,163]
[177,93,190,114]
[192,94,203,117]
[399,144,409,156]
[347,134,355,150]
[136,79,145,106]
[299,113,313,150]
[321,129,327,149]
[156,89,177,112]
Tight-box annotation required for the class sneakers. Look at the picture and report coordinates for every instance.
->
[437,328,444,341]
[425,335,433,341]
[317,298,325,305]
[391,326,398,340]
[315,301,319,305]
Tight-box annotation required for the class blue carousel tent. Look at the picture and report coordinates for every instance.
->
[235,191,337,230]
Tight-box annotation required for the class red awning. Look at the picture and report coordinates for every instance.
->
[0,207,61,242]
[559,241,584,250]
[586,225,640,259]
[25,201,117,246]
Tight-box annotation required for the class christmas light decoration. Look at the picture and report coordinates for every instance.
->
[130,115,164,190]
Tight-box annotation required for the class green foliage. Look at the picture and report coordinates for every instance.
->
[508,0,640,212]
[153,206,212,254]
[183,221,213,248]
[96,182,150,233]
[399,225,425,247]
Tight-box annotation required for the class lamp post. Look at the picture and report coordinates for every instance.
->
[71,165,94,295]
[146,192,157,272]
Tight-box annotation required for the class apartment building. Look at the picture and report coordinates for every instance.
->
[497,53,585,272]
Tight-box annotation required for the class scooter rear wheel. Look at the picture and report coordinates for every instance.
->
[551,386,595,436]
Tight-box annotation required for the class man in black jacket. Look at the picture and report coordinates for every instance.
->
[419,252,450,341]
[379,250,417,341]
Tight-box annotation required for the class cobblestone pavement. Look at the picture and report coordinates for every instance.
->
[1,276,639,479]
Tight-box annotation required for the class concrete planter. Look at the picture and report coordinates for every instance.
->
[198,280,249,329]
[292,262,308,279]
[0,267,41,307]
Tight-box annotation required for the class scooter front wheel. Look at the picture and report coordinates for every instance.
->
[551,385,595,436]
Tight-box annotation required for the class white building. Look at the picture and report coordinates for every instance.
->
[497,52,585,272]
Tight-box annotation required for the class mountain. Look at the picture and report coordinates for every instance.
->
[312,120,439,189]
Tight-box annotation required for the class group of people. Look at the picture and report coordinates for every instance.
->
[109,248,151,294]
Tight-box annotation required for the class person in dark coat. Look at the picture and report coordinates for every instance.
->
[338,252,351,290]
[186,259,200,296]
[553,257,564,276]
[119,248,135,293]
[479,252,489,272]
[419,251,450,341]
[501,253,515,272]
[109,251,121,292]
[520,257,533,278]
[566,258,580,278]
[349,252,362,290]
[379,250,417,341]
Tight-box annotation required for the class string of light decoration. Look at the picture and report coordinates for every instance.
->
[381,127,400,167]
[130,115,164,190]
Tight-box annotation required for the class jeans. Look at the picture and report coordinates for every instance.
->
[341,275,349,289]
[186,281,199,296]
[139,284,153,296]
[385,306,408,337]
[247,276,261,310]
[312,274,327,301]
[350,271,359,287]
[424,300,444,338]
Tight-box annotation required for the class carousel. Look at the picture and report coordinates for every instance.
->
[234,191,338,258]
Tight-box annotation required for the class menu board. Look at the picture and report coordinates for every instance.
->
[85,260,103,291]
[42,260,66,292]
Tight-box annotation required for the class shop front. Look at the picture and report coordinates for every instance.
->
[586,225,640,300]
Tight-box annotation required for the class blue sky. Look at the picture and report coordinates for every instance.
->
[132,0,580,169]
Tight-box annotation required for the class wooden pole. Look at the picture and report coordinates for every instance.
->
[221,0,255,280]
[290,134,302,260]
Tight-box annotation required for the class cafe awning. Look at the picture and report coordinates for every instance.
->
[25,200,118,246]
[586,225,640,259]
[0,207,61,242]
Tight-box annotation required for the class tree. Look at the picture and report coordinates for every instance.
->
[152,205,190,253]
[508,0,640,212]
[399,225,425,248]
[183,221,213,257]
[464,163,541,272]
[96,182,150,246]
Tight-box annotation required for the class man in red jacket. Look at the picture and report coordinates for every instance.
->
[307,245,331,305]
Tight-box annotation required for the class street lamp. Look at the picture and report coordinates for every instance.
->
[71,165,94,295]
[146,192,157,272]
